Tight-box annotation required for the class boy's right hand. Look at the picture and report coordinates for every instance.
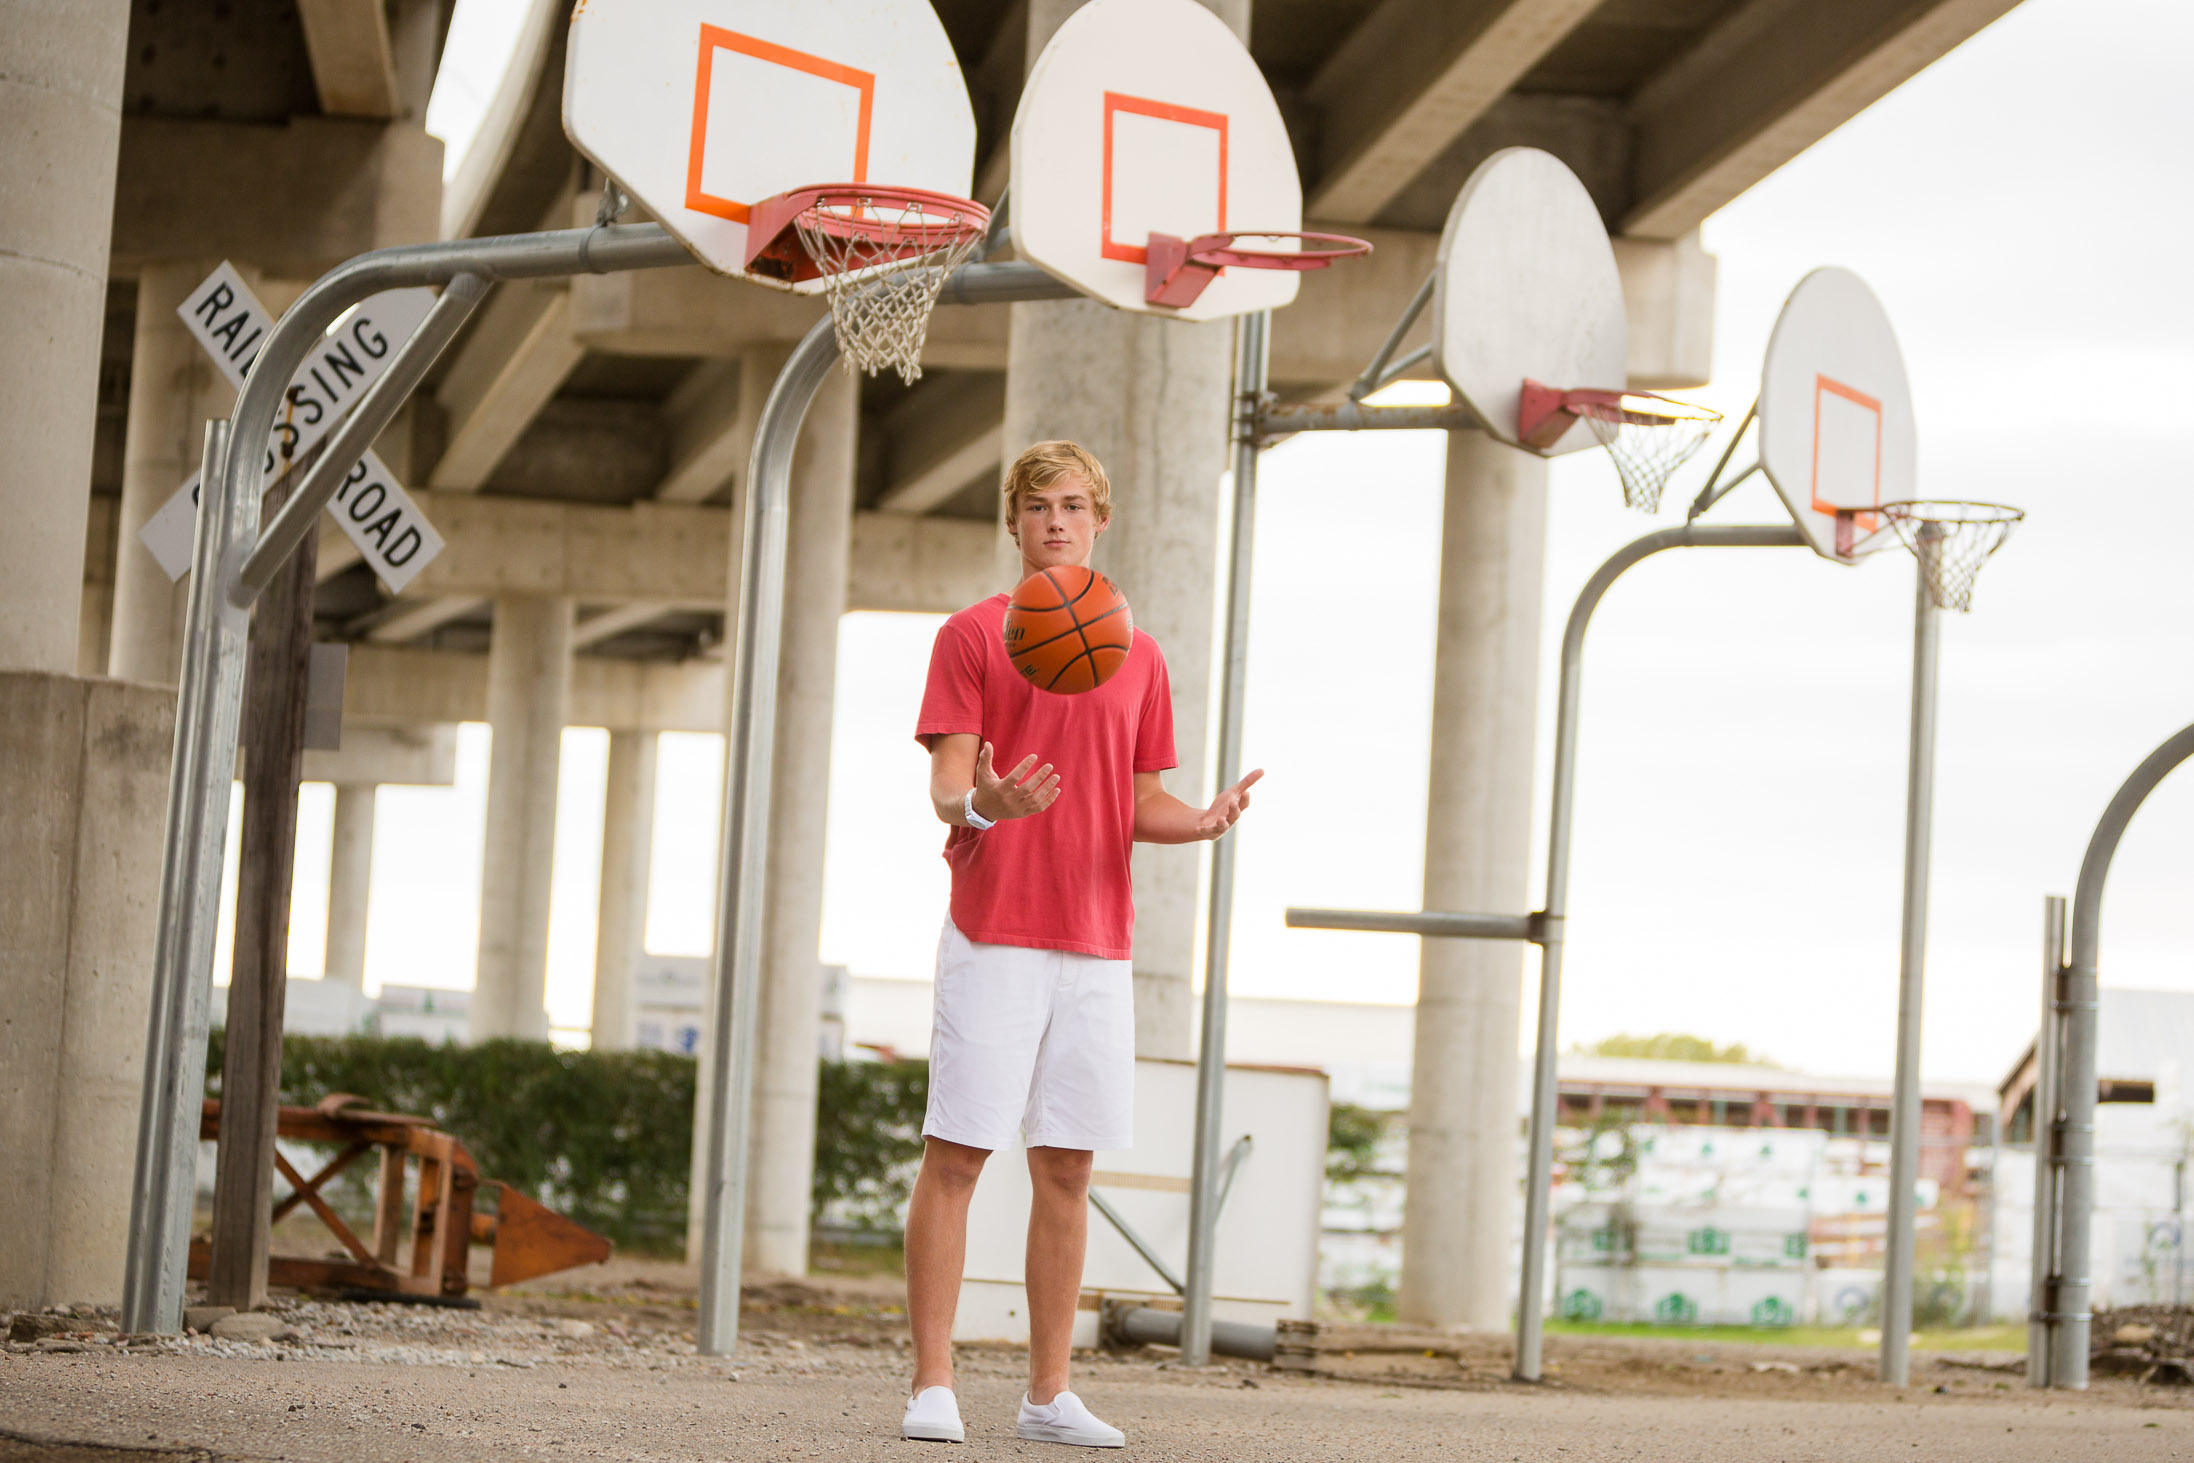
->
[972,741,1062,822]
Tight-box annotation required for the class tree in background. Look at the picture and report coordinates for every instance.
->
[1575,1032,1777,1066]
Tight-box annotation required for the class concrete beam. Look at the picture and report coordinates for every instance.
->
[296,0,401,119]
[361,595,486,645]
[1624,0,2023,240]
[848,515,1000,614]
[876,375,1007,515]
[305,721,457,786]
[571,602,675,649]
[229,721,458,785]
[342,645,727,734]
[396,492,728,604]
[355,491,992,613]
[428,282,585,491]
[653,350,780,504]
[110,117,442,275]
[1307,0,1604,224]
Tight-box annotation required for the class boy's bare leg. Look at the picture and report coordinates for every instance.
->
[1024,1145,1094,1404]
[905,1137,990,1394]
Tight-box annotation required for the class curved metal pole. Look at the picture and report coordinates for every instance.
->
[2046,719,2194,1387]
[1181,309,1270,1365]
[695,262,1078,1355]
[695,312,838,1356]
[1514,522,1806,1381]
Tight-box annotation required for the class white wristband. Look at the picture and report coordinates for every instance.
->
[962,788,996,830]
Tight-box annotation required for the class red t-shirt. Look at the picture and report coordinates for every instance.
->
[915,594,1177,958]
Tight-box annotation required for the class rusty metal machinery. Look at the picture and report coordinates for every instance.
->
[186,1094,610,1301]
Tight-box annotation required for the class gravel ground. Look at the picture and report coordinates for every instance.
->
[3,1277,2189,1462]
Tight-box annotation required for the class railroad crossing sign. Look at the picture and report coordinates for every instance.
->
[140,263,446,592]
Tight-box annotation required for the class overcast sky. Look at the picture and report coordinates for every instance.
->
[253,0,2194,1089]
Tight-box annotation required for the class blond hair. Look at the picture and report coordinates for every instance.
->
[1002,440,1111,525]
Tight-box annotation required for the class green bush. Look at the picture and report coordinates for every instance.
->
[206,1031,930,1255]
[1326,1101,1390,1183]
[812,1059,929,1234]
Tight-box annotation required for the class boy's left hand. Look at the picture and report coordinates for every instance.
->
[1196,769,1263,841]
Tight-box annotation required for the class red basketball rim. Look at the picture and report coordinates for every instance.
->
[1183,230,1373,272]
[789,184,990,244]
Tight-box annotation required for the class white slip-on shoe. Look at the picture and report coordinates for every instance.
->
[1016,1391,1125,1448]
[902,1385,965,1443]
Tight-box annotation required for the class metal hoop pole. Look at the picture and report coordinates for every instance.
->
[2044,718,2194,1386]
[2027,894,2068,1386]
[121,420,246,1335]
[1180,309,1271,1366]
[1881,526,1943,1386]
[1514,522,1808,1381]
[694,312,839,1355]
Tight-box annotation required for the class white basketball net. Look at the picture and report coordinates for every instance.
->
[1879,500,2024,613]
[1580,397,1723,514]
[793,194,989,385]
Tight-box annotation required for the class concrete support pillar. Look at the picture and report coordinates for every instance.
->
[590,730,657,1051]
[0,0,154,1310]
[0,3,123,674]
[324,784,377,986]
[1397,431,1550,1330]
[472,594,573,1040]
[109,259,237,684]
[744,366,858,1275]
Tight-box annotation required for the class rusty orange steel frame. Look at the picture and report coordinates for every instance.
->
[186,1095,610,1300]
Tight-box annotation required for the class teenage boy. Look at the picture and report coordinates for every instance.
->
[902,441,1261,1447]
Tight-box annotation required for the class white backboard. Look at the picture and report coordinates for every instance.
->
[563,1,976,289]
[1434,148,1627,456]
[1758,268,1917,564]
[1011,0,1302,320]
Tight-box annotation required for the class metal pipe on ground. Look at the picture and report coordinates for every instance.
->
[1106,1304,1276,1362]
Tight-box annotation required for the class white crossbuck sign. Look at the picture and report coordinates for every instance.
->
[140,262,446,592]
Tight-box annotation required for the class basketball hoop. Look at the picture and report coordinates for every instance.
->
[743,184,992,383]
[1145,231,1372,309]
[1873,500,2024,612]
[1518,383,1723,513]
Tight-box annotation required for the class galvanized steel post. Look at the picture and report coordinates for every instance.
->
[1180,309,1271,1366]
[1881,531,1942,1386]
[1513,522,1807,1382]
[122,420,250,1335]
[2027,894,2067,1385]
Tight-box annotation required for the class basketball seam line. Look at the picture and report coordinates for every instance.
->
[1038,566,1099,613]
[1045,640,1129,691]
[1007,601,1129,659]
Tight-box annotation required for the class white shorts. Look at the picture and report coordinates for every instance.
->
[923,918,1135,1152]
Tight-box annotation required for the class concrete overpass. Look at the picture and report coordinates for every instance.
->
[5,0,2024,1325]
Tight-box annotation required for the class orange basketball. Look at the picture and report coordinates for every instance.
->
[1002,566,1134,695]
